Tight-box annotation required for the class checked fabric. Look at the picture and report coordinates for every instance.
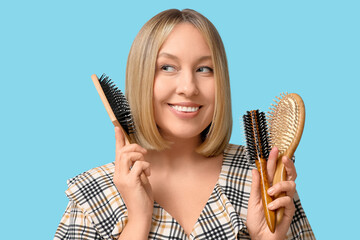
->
[54,144,315,240]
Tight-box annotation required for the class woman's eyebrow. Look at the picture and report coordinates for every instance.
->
[157,52,179,61]
[157,52,212,63]
[197,55,212,63]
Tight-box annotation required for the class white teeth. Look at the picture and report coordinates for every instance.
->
[171,105,199,112]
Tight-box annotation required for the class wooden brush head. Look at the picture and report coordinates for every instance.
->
[267,93,305,226]
[267,93,305,158]
[91,74,135,137]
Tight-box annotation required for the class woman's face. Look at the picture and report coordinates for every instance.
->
[153,23,215,141]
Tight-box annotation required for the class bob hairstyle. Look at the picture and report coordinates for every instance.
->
[126,8,232,157]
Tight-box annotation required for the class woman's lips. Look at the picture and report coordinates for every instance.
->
[169,105,200,112]
[168,103,202,118]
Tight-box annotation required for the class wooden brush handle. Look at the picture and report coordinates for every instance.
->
[91,74,119,125]
[273,154,286,225]
[255,158,276,233]
[91,74,147,184]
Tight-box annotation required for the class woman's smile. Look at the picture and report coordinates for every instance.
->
[168,103,202,119]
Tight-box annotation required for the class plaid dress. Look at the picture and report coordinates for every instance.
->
[54,144,315,239]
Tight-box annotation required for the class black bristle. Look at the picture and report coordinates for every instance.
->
[243,110,271,163]
[98,74,135,135]
[243,113,256,163]
[258,111,270,159]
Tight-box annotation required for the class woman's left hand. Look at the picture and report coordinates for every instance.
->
[246,147,297,240]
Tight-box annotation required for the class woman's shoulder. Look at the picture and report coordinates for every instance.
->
[223,143,252,168]
[63,162,127,238]
[224,143,245,156]
[65,162,120,206]
[66,162,115,189]
[221,143,252,174]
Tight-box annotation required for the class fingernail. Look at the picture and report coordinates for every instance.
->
[268,187,274,195]
[268,202,274,210]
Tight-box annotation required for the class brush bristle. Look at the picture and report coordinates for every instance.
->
[243,110,270,164]
[98,74,135,135]
[243,113,256,163]
[267,92,299,154]
[258,111,270,159]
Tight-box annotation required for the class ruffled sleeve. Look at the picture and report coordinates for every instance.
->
[54,200,104,239]
[54,162,128,240]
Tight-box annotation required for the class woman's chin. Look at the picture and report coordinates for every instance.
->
[159,129,203,142]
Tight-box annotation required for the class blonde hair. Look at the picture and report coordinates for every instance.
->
[126,9,232,157]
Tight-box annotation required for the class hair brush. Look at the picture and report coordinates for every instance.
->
[91,73,147,181]
[267,92,305,225]
[243,110,276,233]
[91,73,135,140]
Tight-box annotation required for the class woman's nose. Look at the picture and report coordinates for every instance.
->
[176,70,199,97]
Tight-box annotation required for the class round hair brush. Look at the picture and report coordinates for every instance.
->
[267,92,305,225]
[243,110,276,233]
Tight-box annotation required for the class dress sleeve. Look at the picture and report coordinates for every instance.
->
[54,201,103,240]
[285,192,315,240]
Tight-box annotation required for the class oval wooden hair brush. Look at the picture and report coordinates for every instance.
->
[267,92,305,225]
[243,110,276,233]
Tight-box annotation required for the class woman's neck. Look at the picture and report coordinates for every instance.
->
[147,135,205,170]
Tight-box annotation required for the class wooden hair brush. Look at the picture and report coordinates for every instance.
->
[243,110,276,233]
[91,73,135,142]
[91,74,147,182]
[267,92,305,225]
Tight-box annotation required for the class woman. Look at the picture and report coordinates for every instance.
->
[55,9,314,239]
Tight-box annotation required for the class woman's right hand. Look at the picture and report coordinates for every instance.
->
[113,127,153,237]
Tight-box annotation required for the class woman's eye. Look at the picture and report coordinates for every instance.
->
[197,66,213,73]
[161,65,176,72]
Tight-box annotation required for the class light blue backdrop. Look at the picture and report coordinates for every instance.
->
[1,0,358,239]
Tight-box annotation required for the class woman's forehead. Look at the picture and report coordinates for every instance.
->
[157,23,212,61]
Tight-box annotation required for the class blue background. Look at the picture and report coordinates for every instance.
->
[1,0,359,239]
